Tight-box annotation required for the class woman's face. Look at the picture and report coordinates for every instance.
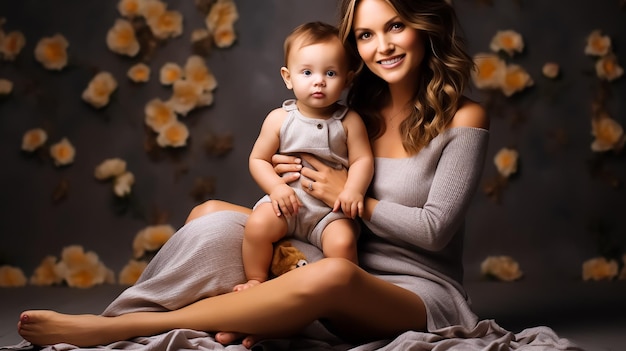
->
[352,0,425,87]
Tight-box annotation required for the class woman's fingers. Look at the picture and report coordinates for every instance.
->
[272,154,302,177]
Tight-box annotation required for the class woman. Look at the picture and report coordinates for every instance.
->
[17,0,489,348]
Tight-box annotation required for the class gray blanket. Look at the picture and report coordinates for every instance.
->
[10,211,583,350]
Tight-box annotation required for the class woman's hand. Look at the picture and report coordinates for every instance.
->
[299,154,348,208]
[271,154,302,183]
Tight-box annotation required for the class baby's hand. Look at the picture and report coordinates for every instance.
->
[333,189,364,219]
[269,184,300,217]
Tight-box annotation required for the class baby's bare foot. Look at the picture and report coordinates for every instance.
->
[17,310,121,347]
[232,279,261,292]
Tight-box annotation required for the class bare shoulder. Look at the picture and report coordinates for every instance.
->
[342,109,366,128]
[449,98,490,130]
[262,107,288,129]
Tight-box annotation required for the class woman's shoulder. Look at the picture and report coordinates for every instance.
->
[448,98,489,130]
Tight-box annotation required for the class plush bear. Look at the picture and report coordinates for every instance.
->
[270,240,308,277]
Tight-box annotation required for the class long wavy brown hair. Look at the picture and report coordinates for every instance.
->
[338,0,474,154]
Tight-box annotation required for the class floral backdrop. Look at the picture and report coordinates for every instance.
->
[0,0,624,288]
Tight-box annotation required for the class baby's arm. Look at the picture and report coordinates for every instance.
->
[335,110,374,218]
[249,109,301,217]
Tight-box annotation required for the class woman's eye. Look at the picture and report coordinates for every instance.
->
[390,22,404,31]
[326,71,337,77]
[357,32,371,40]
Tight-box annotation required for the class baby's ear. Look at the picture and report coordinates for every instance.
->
[280,66,293,89]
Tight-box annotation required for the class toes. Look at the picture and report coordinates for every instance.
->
[215,331,244,345]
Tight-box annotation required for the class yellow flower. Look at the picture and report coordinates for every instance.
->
[21,128,48,152]
[117,0,142,18]
[582,257,618,281]
[128,63,150,83]
[139,0,166,19]
[94,158,127,180]
[0,78,13,95]
[132,224,175,258]
[585,30,611,57]
[471,53,505,90]
[159,62,183,85]
[0,30,26,61]
[147,10,183,40]
[157,120,190,147]
[56,245,110,288]
[206,0,239,33]
[541,62,560,79]
[489,30,524,57]
[480,256,523,282]
[494,147,518,178]
[30,256,63,286]
[500,64,534,97]
[591,113,624,152]
[114,171,135,197]
[118,259,148,285]
[168,79,203,115]
[0,265,27,287]
[184,55,217,92]
[49,137,76,166]
[106,19,140,57]
[213,23,237,49]
[595,54,624,82]
[34,33,69,70]
[82,71,118,108]
[144,98,177,132]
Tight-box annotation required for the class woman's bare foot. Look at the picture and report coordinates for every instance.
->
[215,331,260,349]
[17,310,123,347]
[232,279,262,292]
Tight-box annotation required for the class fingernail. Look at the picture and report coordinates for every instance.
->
[295,158,301,164]
[21,314,29,322]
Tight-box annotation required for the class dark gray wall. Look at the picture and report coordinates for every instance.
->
[0,0,624,283]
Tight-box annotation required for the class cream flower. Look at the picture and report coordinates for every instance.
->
[94,158,127,180]
[55,245,110,288]
[21,128,48,152]
[30,256,63,286]
[82,71,118,108]
[139,0,167,19]
[159,62,183,85]
[118,259,148,285]
[34,33,69,70]
[494,147,518,178]
[480,256,523,282]
[471,53,505,90]
[489,30,524,57]
[0,78,13,95]
[591,113,624,152]
[0,265,27,287]
[191,28,210,43]
[582,257,618,281]
[106,19,140,57]
[542,62,560,79]
[50,137,76,166]
[117,0,143,18]
[114,171,135,197]
[128,63,151,83]
[184,55,217,91]
[147,9,183,40]
[584,30,611,57]
[595,54,624,82]
[168,79,203,115]
[145,98,177,132]
[157,120,190,147]
[132,224,175,258]
[0,30,26,61]
[213,23,237,48]
[206,0,239,33]
[500,64,534,97]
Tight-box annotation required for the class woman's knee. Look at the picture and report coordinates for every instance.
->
[301,258,361,296]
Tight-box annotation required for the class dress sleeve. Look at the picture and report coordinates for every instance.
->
[367,128,489,251]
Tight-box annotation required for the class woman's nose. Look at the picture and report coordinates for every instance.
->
[378,36,394,54]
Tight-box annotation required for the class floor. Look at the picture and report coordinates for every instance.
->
[1,280,625,350]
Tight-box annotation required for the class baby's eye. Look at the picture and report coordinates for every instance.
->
[326,70,337,78]
[302,69,312,76]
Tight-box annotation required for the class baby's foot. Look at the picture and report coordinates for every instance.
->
[232,279,261,292]
[17,310,119,347]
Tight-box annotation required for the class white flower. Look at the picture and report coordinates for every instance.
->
[21,128,48,152]
[106,19,140,57]
[30,256,63,286]
[584,30,611,57]
[128,63,151,83]
[118,259,148,285]
[34,34,69,70]
[206,0,239,33]
[117,0,143,18]
[147,9,183,40]
[49,137,76,166]
[132,224,175,258]
[82,71,118,108]
[582,257,618,281]
[114,171,135,197]
[471,53,506,90]
[0,265,27,287]
[213,23,237,49]
[494,147,518,178]
[157,120,189,147]
[595,54,624,82]
[168,79,202,115]
[94,158,127,180]
[0,30,26,61]
[591,113,624,152]
[55,245,111,288]
[541,62,560,79]
[0,78,12,95]
[139,0,166,18]
[159,62,183,85]
[145,98,177,132]
[184,55,217,92]
[481,256,523,282]
[489,30,524,57]
[500,64,534,97]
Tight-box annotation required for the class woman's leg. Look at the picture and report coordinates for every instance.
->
[186,199,252,223]
[18,258,427,347]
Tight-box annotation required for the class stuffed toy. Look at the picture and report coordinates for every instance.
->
[270,240,308,277]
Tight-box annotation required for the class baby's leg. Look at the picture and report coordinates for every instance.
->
[234,203,288,291]
[320,219,358,264]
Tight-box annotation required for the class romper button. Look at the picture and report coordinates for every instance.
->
[317,124,323,129]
